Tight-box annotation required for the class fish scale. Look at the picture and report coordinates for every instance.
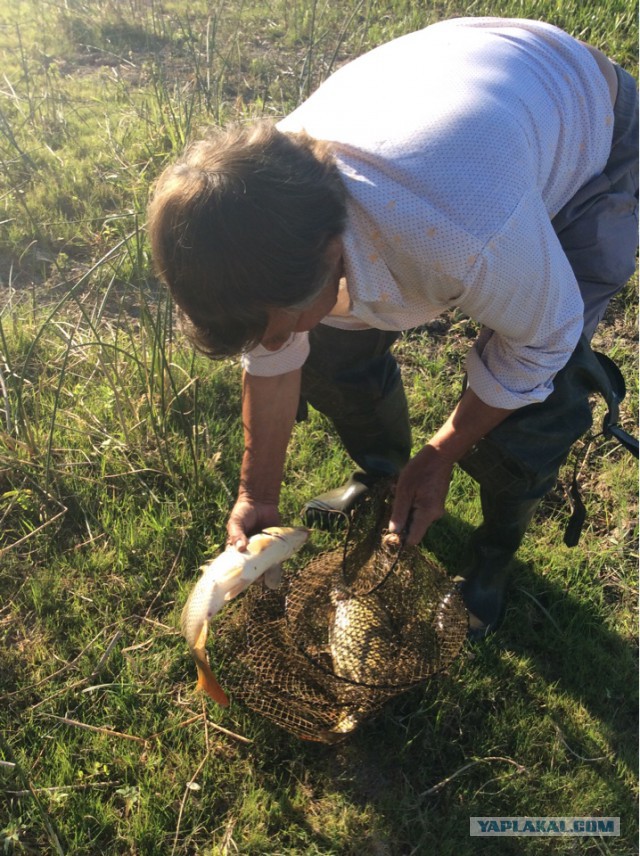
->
[328,587,398,684]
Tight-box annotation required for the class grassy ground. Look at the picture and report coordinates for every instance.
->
[0,0,637,853]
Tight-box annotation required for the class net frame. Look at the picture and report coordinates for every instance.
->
[214,483,468,742]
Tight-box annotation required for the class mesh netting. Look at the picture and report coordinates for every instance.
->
[215,483,468,742]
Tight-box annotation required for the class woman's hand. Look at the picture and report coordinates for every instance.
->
[227,497,281,550]
[389,387,514,545]
[389,445,454,545]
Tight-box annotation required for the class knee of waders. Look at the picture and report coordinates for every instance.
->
[459,437,559,500]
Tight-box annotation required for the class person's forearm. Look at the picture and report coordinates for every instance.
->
[238,368,301,503]
[429,386,513,463]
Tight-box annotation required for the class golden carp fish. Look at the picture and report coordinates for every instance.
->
[181,526,309,706]
[328,586,397,686]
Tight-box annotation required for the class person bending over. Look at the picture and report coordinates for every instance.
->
[148,17,638,637]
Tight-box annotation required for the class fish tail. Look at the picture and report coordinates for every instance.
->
[195,659,230,707]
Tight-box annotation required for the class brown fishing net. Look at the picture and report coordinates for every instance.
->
[214,483,468,743]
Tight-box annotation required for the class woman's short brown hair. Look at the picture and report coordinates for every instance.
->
[147,121,346,358]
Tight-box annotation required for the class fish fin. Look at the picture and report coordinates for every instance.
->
[195,659,230,707]
[214,561,245,584]
[189,621,230,705]
[332,712,361,734]
[194,620,209,651]
[224,581,248,601]
[263,563,283,589]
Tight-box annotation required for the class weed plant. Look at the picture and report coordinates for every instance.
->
[0,0,637,854]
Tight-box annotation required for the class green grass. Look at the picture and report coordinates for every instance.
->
[0,0,637,853]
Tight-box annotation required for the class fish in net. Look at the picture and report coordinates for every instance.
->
[214,482,468,742]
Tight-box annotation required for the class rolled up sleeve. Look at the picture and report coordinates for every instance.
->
[462,190,584,409]
[241,331,310,377]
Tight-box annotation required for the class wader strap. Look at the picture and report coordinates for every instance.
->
[593,351,639,458]
[564,350,637,546]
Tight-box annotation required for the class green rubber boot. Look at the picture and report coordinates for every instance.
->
[456,493,540,640]
[302,472,376,529]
